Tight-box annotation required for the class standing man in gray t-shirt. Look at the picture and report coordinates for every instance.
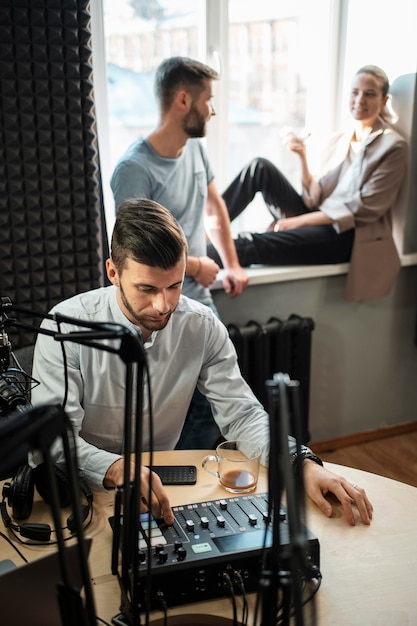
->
[110,56,248,448]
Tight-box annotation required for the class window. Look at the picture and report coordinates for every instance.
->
[92,0,416,238]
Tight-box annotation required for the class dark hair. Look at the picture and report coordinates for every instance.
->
[154,56,219,111]
[111,198,188,272]
[355,64,390,97]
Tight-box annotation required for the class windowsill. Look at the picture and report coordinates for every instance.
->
[210,252,417,291]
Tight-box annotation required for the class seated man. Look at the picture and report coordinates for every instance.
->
[32,198,373,526]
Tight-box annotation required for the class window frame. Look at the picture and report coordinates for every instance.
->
[91,0,416,251]
[91,0,342,231]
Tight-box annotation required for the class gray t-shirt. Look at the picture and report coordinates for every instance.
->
[110,138,215,305]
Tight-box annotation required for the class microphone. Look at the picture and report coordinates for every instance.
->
[0,327,11,373]
[0,375,28,415]
[0,331,31,418]
[0,324,38,478]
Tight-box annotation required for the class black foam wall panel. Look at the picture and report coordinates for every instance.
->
[0,0,109,347]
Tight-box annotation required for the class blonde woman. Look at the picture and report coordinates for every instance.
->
[210,65,408,301]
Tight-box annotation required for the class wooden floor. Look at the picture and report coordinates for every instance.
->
[310,429,417,488]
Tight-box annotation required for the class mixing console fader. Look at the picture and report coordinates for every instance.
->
[110,492,320,610]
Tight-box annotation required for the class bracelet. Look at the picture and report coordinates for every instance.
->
[290,448,323,479]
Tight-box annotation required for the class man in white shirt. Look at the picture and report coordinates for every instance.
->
[32,198,373,527]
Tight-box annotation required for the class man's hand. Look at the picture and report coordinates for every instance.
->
[192,255,220,287]
[221,265,249,298]
[104,459,174,525]
[303,460,373,526]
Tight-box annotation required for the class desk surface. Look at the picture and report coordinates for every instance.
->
[2,451,417,626]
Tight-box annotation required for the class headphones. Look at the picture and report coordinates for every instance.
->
[1,462,93,543]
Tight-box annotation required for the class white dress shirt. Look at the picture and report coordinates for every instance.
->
[32,286,279,489]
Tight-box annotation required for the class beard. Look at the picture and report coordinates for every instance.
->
[119,283,174,336]
[182,103,207,138]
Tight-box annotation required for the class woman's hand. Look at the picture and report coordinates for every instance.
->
[273,211,332,231]
[280,126,310,155]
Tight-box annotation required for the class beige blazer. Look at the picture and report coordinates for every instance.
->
[303,118,408,301]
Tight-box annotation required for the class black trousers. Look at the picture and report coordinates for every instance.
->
[210,157,354,267]
[222,156,309,221]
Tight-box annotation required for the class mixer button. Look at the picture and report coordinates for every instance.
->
[177,546,187,561]
[158,550,168,564]
[138,535,167,550]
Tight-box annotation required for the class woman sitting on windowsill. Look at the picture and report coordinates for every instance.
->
[208,65,409,302]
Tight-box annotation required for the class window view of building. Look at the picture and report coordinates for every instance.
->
[103,0,200,172]
[99,0,416,233]
[102,0,318,230]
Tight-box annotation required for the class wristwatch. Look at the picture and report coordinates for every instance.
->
[290,448,323,479]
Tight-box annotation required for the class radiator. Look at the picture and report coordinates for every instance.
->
[227,314,314,443]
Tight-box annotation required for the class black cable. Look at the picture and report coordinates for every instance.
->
[297,572,322,611]
[56,321,69,411]
[0,529,28,562]
[233,569,249,625]
[144,364,154,626]
[3,525,83,547]
[156,590,168,626]
[222,571,238,626]
[275,572,322,625]
[95,616,112,626]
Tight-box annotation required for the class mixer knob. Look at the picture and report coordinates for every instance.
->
[154,543,164,555]
[219,500,228,510]
[262,511,271,523]
[174,540,183,552]
[186,519,195,532]
[138,550,146,563]
[200,516,209,528]
[177,546,187,561]
[216,515,226,527]
[248,513,257,526]
[158,550,168,564]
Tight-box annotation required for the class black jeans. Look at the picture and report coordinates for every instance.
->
[222,157,308,221]
[208,157,354,267]
[207,225,354,267]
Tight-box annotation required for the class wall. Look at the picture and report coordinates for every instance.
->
[211,264,417,442]
[0,1,108,348]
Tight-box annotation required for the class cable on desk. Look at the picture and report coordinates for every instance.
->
[96,616,112,626]
[0,529,28,562]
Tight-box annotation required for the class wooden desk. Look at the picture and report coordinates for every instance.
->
[2,451,417,625]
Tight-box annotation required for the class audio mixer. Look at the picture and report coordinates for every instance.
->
[109,492,320,610]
